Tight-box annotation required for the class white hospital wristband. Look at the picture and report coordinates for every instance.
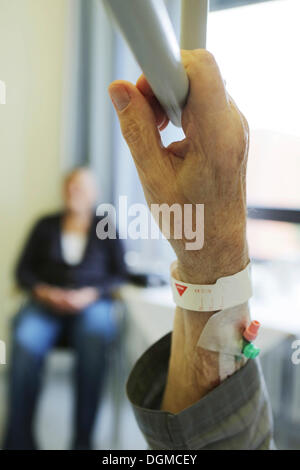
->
[170,261,252,312]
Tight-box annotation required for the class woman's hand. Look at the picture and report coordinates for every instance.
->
[33,284,75,312]
[63,287,100,311]
[33,284,99,313]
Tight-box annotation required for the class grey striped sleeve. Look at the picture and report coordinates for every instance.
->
[126,332,275,450]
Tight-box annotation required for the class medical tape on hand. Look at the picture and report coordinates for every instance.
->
[219,354,236,382]
[218,353,247,382]
[197,302,251,356]
[202,302,250,381]
[170,262,252,312]
[198,302,250,381]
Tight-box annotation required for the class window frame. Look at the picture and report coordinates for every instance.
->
[247,207,300,224]
[211,0,275,11]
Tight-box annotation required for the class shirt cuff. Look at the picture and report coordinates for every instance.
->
[126,332,274,450]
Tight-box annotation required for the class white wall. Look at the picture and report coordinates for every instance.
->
[0,0,70,348]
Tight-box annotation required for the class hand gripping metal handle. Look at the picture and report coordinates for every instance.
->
[102,0,208,127]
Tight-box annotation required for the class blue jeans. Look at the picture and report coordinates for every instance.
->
[3,298,118,450]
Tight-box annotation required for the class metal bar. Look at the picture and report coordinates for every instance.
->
[101,0,189,127]
[181,0,209,49]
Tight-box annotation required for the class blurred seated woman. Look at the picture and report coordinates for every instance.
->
[3,167,127,450]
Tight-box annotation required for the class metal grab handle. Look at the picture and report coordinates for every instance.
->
[102,0,208,127]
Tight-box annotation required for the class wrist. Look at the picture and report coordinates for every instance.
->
[177,238,249,284]
[161,307,219,412]
[177,202,249,284]
[163,214,248,413]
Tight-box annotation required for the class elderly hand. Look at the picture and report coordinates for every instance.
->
[109,49,250,413]
[109,50,249,285]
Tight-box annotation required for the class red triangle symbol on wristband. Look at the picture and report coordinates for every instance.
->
[175,283,188,296]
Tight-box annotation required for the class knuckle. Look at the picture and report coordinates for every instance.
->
[122,119,141,147]
[191,49,216,66]
[184,50,218,79]
[199,50,216,66]
[235,113,249,158]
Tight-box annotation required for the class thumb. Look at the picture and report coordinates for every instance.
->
[108,80,163,169]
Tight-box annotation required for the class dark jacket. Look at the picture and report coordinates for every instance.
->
[16,212,127,297]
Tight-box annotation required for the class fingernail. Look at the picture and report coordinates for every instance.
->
[109,86,130,111]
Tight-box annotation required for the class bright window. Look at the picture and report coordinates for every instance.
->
[113,0,300,266]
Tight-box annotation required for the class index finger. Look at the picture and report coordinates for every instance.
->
[136,75,169,131]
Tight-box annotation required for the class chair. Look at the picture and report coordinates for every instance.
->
[8,290,129,449]
[52,298,128,448]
